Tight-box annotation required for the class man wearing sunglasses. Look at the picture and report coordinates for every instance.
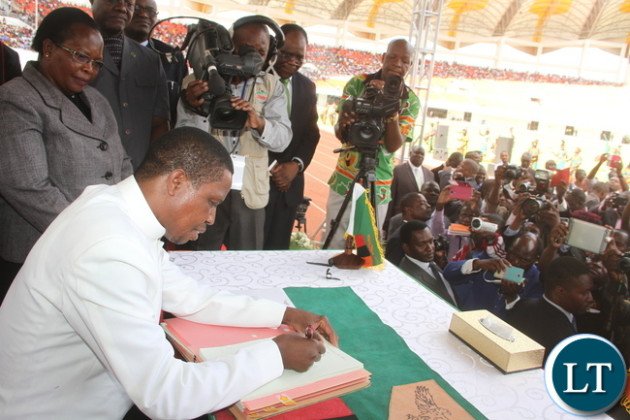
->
[125,0,187,124]
[90,0,170,170]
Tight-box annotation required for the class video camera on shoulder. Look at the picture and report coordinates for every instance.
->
[184,19,265,129]
[341,75,402,152]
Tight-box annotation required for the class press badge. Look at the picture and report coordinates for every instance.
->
[230,154,245,191]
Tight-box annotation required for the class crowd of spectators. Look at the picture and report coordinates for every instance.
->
[303,44,618,86]
[386,148,630,366]
[1,0,619,87]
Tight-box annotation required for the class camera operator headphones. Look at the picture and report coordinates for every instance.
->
[230,15,285,64]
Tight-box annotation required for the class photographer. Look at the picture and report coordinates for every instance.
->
[443,231,543,317]
[324,39,420,249]
[177,17,292,250]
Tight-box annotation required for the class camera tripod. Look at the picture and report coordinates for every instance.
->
[322,147,379,250]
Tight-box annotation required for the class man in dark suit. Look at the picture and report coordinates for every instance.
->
[90,0,170,169]
[385,193,432,266]
[505,256,594,362]
[125,0,188,124]
[0,41,21,86]
[385,144,434,229]
[264,24,320,250]
[398,221,458,307]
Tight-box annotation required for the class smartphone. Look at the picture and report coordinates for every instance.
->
[450,184,473,201]
[494,267,525,284]
[609,155,621,168]
[566,218,612,254]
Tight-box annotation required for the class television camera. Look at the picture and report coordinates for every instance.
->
[341,75,402,153]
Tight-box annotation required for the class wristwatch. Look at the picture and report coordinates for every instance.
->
[291,158,304,172]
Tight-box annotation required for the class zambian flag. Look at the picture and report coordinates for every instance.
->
[345,184,384,267]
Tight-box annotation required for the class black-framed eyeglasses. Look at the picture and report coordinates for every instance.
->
[134,4,158,17]
[105,0,135,10]
[55,44,104,71]
[278,51,304,64]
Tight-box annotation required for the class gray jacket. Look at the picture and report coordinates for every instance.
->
[0,62,132,262]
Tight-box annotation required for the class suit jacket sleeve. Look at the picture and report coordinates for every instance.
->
[0,93,71,232]
[292,74,320,169]
[442,260,470,285]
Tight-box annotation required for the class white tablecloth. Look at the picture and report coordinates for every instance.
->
[170,250,607,420]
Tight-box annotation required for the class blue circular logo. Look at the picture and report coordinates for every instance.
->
[545,334,627,415]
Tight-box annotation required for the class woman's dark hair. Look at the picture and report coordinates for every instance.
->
[32,7,99,54]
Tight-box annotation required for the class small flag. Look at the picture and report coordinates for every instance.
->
[346,184,384,267]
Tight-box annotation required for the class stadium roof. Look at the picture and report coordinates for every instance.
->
[183,0,630,53]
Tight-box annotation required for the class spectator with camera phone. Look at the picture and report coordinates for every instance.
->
[324,39,420,248]
[444,223,544,317]
[178,16,292,251]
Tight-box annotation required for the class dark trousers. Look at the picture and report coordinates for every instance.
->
[0,257,22,304]
[263,187,298,250]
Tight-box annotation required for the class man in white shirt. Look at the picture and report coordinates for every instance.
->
[178,17,292,251]
[0,127,334,419]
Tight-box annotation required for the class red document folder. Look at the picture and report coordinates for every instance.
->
[162,318,370,419]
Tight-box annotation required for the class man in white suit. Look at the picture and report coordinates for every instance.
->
[0,127,335,419]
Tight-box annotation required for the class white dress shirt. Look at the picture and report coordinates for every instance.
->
[0,176,286,419]
[409,162,425,189]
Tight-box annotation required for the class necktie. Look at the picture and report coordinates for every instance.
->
[570,316,577,332]
[428,262,456,306]
[281,78,291,116]
[104,35,124,68]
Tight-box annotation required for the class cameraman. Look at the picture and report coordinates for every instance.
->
[325,39,420,248]
[178,19,292,250]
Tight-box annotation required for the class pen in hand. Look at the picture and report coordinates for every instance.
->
[305,324,315,339]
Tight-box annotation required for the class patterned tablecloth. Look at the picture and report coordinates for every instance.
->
[170,250,608,420]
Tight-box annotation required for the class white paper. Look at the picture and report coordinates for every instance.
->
[230,154,245,191]
[200,339,364,401]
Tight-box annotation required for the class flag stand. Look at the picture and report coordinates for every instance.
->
[323,148,379,251]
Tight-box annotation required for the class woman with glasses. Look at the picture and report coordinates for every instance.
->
[0,7,132,302]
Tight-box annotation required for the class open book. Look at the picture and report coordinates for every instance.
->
[162,318,371,419]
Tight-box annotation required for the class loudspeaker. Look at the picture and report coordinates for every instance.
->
[527,121,539,131]
[463,112,472,122]
[565,126,576,136]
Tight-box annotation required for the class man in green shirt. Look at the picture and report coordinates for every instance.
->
[325,39,420,249]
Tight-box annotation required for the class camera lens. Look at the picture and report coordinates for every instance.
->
[521,198,540,217]
[471,218,482,230]
[358,125,376,139]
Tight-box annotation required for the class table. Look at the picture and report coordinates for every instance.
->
[170,250,607,420]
